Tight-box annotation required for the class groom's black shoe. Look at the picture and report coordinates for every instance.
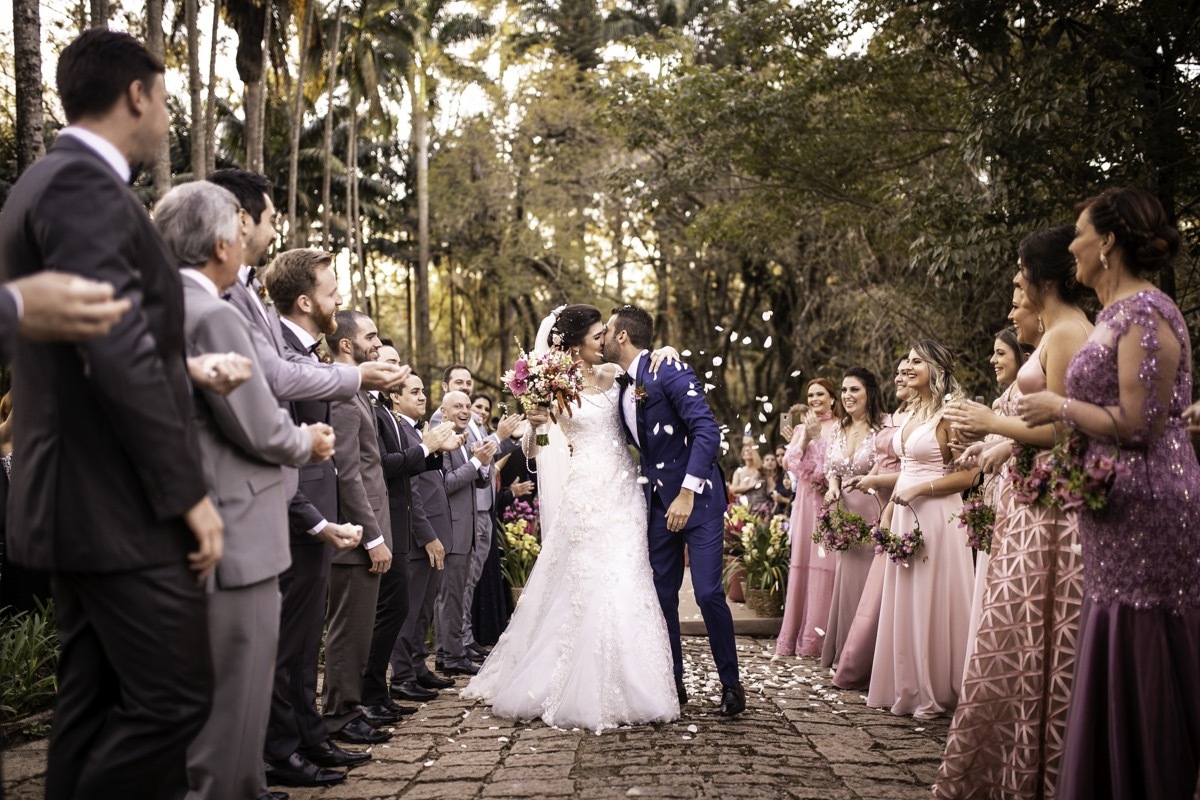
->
[719,683,746,717]
[675,678,688,706]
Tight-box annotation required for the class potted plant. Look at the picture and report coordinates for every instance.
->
[722,507,790,617]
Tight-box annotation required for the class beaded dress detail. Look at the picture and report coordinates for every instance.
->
[1057,290,1200,799]
[463,383,679,731]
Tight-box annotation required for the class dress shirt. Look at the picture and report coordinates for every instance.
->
[4,284,23,320]
[179,268,220,298]
[57,126,132,183]
[622,350,705,496]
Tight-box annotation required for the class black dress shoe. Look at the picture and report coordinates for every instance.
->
[264,752,346,788]
[381,699,418,716]
[333,716,393,744]
[467,649,486,663]
[719,682,746,717]
[416,672,454,690]
[392,680,438,701]
[675,678,688,706]
[441,658,480,676]
[359,702,405,726]
[300,738,371,768]
[468,642,492,658]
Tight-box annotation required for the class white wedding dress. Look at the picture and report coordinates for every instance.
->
[462,383,679,731]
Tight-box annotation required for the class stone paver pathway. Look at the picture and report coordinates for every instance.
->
[2,636,949,799]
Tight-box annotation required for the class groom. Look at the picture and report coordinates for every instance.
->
[603,305,745,716]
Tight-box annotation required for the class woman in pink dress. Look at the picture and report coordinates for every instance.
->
[1020,189,1200,800]
[820,367,887,670]
[832,360,909,689]
[935,227,1092,797]
[776,378,840,656]
[867,340,979,718]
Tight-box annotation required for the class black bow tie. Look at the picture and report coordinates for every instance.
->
[307,341,321,355]
[245,267,257,287]
[616,372,633,388]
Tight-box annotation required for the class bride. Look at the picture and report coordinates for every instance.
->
[462,304,680,731]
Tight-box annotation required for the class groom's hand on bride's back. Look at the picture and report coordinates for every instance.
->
[425,538,446,570]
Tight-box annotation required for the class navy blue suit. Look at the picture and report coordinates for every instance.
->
[617,354,739,687]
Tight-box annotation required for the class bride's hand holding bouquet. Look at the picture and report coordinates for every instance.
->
[502,343,587,445]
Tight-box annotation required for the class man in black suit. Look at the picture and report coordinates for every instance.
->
[0,272,130,364]
[0,30,224,800]
[358,345,459,722]
[261,249,368,789]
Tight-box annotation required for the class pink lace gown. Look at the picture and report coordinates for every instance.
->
[866,416,973,718]
[1057,291,1200,800]
[832,414,902,689]
[934,350,1083,798]
[820,426,880,669]
[776,425,830,656]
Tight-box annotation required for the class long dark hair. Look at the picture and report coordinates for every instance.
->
[551,304,602,348]
[839,367,886,430]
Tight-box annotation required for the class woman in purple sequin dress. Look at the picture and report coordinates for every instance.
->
[1019,188,1200,799]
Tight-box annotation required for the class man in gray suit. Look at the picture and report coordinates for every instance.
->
[324,310,395,745]
[154,182,335,800]
[434,391,496,676]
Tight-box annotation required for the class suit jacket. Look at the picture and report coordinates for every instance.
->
[465,422,521,513]
[373,400,441,557]
[331,390,390,565]
[439,442,486,555]
[182,276,311,587]
[0,287,16,366]
[0,136,207,571]
[617,354,727,524]
[279,322,339,544]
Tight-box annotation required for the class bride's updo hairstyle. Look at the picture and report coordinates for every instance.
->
[1018,225,1087,307]
[1077,187,1180,277]
[549,304,602,350]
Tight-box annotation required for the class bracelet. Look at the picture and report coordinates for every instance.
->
[928,480,935,497]
[1060,398,1076,428]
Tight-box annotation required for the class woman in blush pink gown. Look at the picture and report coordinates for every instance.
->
[832,360,909,689]
[820,367,888,670]
[776,378,840,656]
[936,228,1091,798]
[1021,190,1200,800]
[866,341,979,718]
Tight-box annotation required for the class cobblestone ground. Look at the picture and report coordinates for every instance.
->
[2,636,949,799]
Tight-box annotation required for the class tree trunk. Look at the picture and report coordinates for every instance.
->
[345,99,360,310]
[145,0,172,198]
[186,0,205,179]
[13,0,44,174]
[255,4,270,172]
[90,0,109,27]
[320,3,343,251]
[205,0,221,173]
[411,66,436,372]
[232,0,268,172]
[287,0,316,247]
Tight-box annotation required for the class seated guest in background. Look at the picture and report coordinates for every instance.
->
[155,181,334,800]
[262,248,366,789]
[323,310,395,746]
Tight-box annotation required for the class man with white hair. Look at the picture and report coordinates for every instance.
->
[154,181,336,800]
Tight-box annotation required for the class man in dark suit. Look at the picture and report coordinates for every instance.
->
[155,181,333,800]
[0,30,223,800]
[324,310,395,745]
[358,344,459,723]
[261,249,368,789]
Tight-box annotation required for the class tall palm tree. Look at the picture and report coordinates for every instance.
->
[146,0,172,197]
[187,0,206,178]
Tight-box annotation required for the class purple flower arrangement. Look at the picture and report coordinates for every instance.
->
[812,502,872,552]
[956,488,996,554]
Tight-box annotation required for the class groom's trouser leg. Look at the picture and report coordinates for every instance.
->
[685,514,740,686]
[647,495,686,680]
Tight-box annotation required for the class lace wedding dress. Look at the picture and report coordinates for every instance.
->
[462,383,679,731]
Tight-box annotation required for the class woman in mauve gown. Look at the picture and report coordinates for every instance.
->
[866,341,979,718]
[776,378,841,656]
[935,227,1093,798]
[1019,188,1200,800]
[819,367,887,670]
[831,359,908,689]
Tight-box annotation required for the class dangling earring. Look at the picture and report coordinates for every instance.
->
[1037,315,1044,334]
[1100,251,1110,270]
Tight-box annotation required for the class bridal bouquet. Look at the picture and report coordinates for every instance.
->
[956,487,996,554]
[812,502,872,553]
[501,343,586,445]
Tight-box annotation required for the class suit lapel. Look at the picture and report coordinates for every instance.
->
[634,354,649,452]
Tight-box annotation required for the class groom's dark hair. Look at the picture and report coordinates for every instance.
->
[610,305,653,349]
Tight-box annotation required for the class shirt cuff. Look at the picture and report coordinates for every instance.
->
[364,536,385,550]
[349,364,362,391]
[470,456,483,471]
[420,444,430,457]
[5,284,23,320]
[682,474,705,495]
[308,519,328,536]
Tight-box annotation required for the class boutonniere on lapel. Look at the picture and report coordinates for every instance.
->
[633,385,648,404]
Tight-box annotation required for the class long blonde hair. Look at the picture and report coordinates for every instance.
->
[909,340,965,423]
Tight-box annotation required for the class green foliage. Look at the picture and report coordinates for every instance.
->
[0,601,59,721]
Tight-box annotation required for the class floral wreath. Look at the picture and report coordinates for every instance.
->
[547,304,568,349]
